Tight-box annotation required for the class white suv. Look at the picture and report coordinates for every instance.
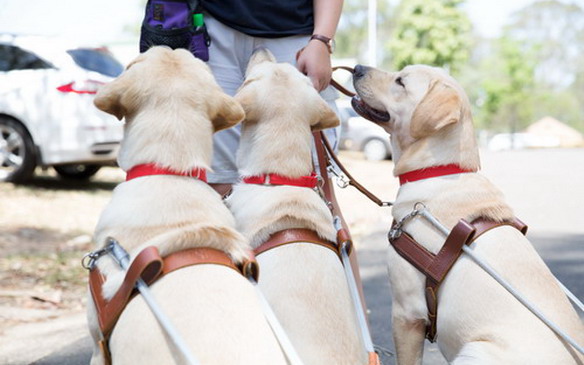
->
[0,34,124,182]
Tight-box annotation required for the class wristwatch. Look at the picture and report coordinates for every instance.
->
[310,34,335,54]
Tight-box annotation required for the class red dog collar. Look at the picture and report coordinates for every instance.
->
[242,172,318,188]
[399,164,475,185]
[126,163,207,182]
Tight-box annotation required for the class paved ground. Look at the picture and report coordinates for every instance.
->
[3,148,584,365]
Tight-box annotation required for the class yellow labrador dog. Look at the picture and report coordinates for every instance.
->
[226,48,369,364]
[352,64,584,364]
[87,47,287,365]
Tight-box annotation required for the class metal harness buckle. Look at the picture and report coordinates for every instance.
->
[81,244,113,270]
[388,202,426,241]
[327,165,350,188]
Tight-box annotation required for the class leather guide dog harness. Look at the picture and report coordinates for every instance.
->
[242,132,381,365]
[88,246,258,365]
[388,217,528,342]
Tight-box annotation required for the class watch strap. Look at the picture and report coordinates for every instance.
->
[310,34,334,54]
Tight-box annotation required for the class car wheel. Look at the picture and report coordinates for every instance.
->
[362,138,389,161]
[54,164,101,180]
[0,117,36,183]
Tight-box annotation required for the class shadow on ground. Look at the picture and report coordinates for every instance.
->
[19,175,119,192]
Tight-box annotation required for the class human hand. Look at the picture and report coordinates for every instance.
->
[296,40,332,92]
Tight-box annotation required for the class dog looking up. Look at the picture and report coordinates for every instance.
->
[353,64,584,364]
[227,48,369,365]
[87,46,288,365]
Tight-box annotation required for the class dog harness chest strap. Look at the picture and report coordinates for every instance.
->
[88,246,255,364]
[242,172,318,188]
[126,163,207,182]
[398,164,476,185]
[388,217,528,341]
[254,228,339,257]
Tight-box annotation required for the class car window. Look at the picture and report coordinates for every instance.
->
[67,48,124,77]
[0,44,54,71]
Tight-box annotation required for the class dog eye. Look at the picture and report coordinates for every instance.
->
[395,77,405,87]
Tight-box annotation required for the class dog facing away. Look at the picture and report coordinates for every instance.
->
[226,48,369,365]
[88,47,287,365]
[352,64,584,364]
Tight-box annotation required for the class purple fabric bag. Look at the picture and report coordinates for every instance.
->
[139,0,210,61]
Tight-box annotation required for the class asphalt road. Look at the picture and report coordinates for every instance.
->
[22,148,584,364]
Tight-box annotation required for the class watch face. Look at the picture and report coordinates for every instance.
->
[329,39,336,53]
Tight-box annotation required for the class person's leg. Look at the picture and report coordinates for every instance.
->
[204,15,253,187]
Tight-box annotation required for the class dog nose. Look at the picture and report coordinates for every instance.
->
[354,65,367,79]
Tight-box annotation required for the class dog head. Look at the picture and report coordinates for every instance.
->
[352,64,480,175]
[94,46,244,133]
[93,46,244,171]
[233,48,339,176]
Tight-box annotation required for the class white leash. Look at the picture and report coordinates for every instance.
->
[334,217,377,354]
[555,277,584,314]
[415,208,584,356]
[248,278,306,365]
[106,239,200,365]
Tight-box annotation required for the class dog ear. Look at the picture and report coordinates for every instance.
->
[246,47,276,76]
[410,80,461,139]
[94,75,130,121]
[234,86,258,124]
[211,93,246,132]
[311,97,340,131]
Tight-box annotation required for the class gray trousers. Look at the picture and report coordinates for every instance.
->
[204,14,339,183]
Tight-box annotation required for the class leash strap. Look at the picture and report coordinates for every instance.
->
[313,131,353,249]
[320,133,392,207]
[313,131,381,364]
[330,66,357,97]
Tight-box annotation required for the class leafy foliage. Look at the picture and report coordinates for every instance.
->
[334,0,584,133]
[388,0,471,74]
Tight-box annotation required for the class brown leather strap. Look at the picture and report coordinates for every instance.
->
[313,131,370,322]
[388,217,528,342]
[330,66,356,97]
[426,220,476,283]
[424,220,476,341]
[390,230,435,274]
[163,247,241,275]
[471,217,528,241]
[89,246,163,337]
[314,131,353,250]
[254,228,339,257]
[209,183,233,199]
[320,131,391,207]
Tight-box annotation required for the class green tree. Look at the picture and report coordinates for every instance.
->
[388,0,471,74]
[505,0,584,89]
[475,37,536,133]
